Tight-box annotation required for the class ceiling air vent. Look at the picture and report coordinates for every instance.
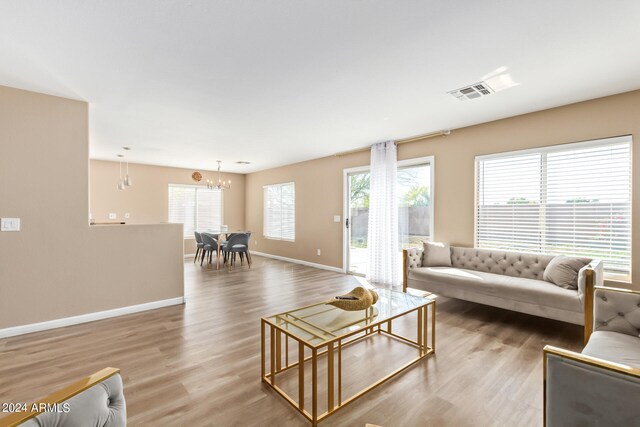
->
[448,81,494,101]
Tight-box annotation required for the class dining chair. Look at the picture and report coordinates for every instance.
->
[201,233,219,266]
[218,233,229,260]
[220,233,240,264]
[193,232,205,263]
[223,233,251,269]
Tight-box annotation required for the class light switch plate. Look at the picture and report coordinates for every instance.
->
[109,213,117,219]
[333,215,341,222]
[1,218,21,231]
[125,213,130,219]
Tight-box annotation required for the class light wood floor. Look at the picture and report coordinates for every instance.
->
[0,255,583,426]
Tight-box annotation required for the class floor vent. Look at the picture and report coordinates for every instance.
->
[448,81,495,100]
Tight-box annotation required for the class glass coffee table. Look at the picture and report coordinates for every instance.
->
[261,288,436,426]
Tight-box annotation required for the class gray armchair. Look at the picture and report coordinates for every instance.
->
[544,286,640,426]
[1,367,125,426]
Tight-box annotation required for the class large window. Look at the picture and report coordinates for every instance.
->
[264,182,295,241]
[476,136,631,278]
[168,184,222,238]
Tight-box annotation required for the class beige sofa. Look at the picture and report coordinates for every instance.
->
[544,286,640,426]
[403,246,603,330]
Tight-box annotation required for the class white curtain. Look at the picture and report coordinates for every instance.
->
[367,141,399,286]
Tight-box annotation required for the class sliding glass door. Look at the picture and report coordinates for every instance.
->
[344,157,433,277]
[346,170,370,275]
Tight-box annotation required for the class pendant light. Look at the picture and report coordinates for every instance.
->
[123,147,132,187]
[117,154,125,190]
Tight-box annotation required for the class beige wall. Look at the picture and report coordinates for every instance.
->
[89,160,245,254]
[246,89,640,289]
[0,85,184,330]
[246,152,368,266]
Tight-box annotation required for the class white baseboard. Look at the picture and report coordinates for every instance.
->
[0,297,185,339]
[251,251,345,274]
[184,253,197,259]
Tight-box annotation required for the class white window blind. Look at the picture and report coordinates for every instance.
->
[476,136,631,277]
[168,185,222,238]
[264,182,295,241]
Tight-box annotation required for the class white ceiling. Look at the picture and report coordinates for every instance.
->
[1,1,640,173]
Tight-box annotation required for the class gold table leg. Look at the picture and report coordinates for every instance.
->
[312,348,318,425]
[417,306,423,355]
[432,301,436,350]
[299,341,305,411]
[276,329,282,372]
[261,320,265,380]
[328,342,334,412]
[270,326,276,386]
[285,333,289,368]
[338,340,342,406]
[422,306,428,356]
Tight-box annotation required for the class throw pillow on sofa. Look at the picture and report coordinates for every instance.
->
[422,241,452,267]
[543,255,589,289]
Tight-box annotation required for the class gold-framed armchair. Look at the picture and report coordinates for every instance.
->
[0,367,125,427]
[544,286,640,426]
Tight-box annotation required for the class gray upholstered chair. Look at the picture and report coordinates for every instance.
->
[223,232,251,269]
[201,233,219,266]
[1,367,126,427]
[544,286,640,426]
[219,233,232,260]
[194,231,205,263]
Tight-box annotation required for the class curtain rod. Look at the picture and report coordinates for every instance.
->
[334,129,451,157]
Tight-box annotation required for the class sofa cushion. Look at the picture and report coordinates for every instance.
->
[408,267,582,313]
[543,255,590,289]
[422,241,452,267]
[582,331,640,368]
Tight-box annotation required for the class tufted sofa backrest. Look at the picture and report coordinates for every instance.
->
[450,246,556,280]
[593,287,640,337]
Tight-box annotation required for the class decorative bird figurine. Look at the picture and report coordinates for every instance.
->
[326,287,379,311]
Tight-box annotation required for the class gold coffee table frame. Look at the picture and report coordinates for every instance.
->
[261,290,436,426]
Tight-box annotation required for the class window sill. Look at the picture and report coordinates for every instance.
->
[604,274,631,285]
[264,236,295,242]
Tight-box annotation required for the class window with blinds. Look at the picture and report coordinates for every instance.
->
[263,182,295,241]
[168,185,222,238]
[476,136,631,277]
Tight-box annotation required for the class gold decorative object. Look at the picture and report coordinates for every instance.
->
[326,286,379,311]
[192,171,202,182]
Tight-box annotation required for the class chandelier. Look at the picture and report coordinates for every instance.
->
[207,160,231,190]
